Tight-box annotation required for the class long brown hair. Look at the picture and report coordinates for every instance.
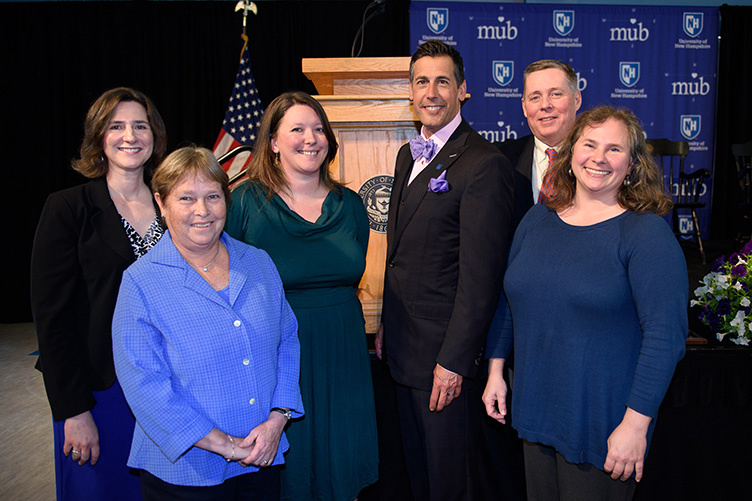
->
[547,105,672,216]
[243,91,341,197]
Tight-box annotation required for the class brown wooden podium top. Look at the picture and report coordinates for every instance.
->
[302,57,411,96]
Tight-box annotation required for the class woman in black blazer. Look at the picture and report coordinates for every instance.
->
[31,87,167,500]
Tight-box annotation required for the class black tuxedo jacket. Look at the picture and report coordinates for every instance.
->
[382,120,514,391]
[496,134,536,228]
[31,177,141,420]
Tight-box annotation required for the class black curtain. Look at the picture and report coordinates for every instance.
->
[2,1,409,322]
[711,5,752,241]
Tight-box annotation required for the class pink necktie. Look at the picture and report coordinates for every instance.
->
[538,148,557,203]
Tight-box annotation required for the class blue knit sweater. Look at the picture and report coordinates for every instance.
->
[487,203,687,469]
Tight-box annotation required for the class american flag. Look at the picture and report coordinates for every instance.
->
[213,44,264,182]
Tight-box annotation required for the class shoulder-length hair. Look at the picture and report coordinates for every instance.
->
[244,91,341,197]
[72,87,167,179]
[152,145,231,212]
[547,105,672,216]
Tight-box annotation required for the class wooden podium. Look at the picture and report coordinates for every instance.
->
[302,57,419,333]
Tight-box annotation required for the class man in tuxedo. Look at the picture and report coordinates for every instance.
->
[375,40,514,500]
[501,59,582,225]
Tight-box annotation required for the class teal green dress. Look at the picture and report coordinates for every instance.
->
[226,182,378,501]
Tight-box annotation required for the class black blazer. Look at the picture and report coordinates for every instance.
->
[31,177,138,420]
[382,120,514,391]
[496,134,536,228]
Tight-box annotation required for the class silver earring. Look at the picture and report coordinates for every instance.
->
[623,176,632,187]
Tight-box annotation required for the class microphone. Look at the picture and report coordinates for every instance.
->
[351,0,387,58]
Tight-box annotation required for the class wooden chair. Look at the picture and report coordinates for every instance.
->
[732,140,752,243]
[647,138,711,264]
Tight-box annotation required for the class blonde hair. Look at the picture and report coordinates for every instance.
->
[152,146,231,209]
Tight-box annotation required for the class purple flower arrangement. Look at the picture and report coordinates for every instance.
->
[692,240,752,345]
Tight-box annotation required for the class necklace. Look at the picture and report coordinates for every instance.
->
[187,245,221,272]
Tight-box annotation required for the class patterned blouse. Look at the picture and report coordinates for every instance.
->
[121,215,164,259]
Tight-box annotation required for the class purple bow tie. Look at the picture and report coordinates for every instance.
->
[409,135,437,162]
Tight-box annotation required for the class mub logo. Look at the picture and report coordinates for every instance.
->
[681,115,701,141]
[427,8,448,35]
[619,62,640,88]
[553,10,575,37]
[683,12,704,38]
[493,61,514,87]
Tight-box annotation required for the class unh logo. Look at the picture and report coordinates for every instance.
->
[619,62,640,88]
[427,8,448,35]
[678,215,695,235]
[681,115,701,141]
[493,61,514,87]
[553,10,575,37]
[683,13,704,38]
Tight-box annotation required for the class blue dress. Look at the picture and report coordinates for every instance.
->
[226,182,379,501]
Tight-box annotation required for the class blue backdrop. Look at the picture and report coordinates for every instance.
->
[410,2,719,238]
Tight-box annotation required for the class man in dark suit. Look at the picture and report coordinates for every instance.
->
[375,40,514,500]
[500,60,582,225]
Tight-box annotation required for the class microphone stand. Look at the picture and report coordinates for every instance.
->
[351,0,387,58]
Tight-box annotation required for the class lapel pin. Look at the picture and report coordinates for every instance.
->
[436,164,443,170]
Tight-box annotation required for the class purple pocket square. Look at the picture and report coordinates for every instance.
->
[428,170,450,193]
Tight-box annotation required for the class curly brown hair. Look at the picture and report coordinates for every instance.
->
[72,87,167,179]
[242,91,341,197]
[546,105,672,216]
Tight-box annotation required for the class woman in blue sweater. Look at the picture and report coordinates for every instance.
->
[483,106,687,500]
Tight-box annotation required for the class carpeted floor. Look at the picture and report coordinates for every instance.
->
[0,322,54,500]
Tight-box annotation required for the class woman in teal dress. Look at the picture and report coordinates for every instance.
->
[225,91,378,501]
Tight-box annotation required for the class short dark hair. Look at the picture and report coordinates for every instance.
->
[547,105,672,216]
[72,87,167,179]
[409,40,464,87]
[522,60,578,96]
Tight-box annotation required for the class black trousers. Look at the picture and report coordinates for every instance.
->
[140,467,280,501]
[395,378,488,501]
[523,441,636,501]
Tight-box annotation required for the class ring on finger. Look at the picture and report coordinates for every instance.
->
[71,450,81,461]
[446,393,454,397]
[261,459,269,466]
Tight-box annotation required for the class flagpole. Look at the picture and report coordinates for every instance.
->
[214,1,264,185]
[235,1,258,61]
